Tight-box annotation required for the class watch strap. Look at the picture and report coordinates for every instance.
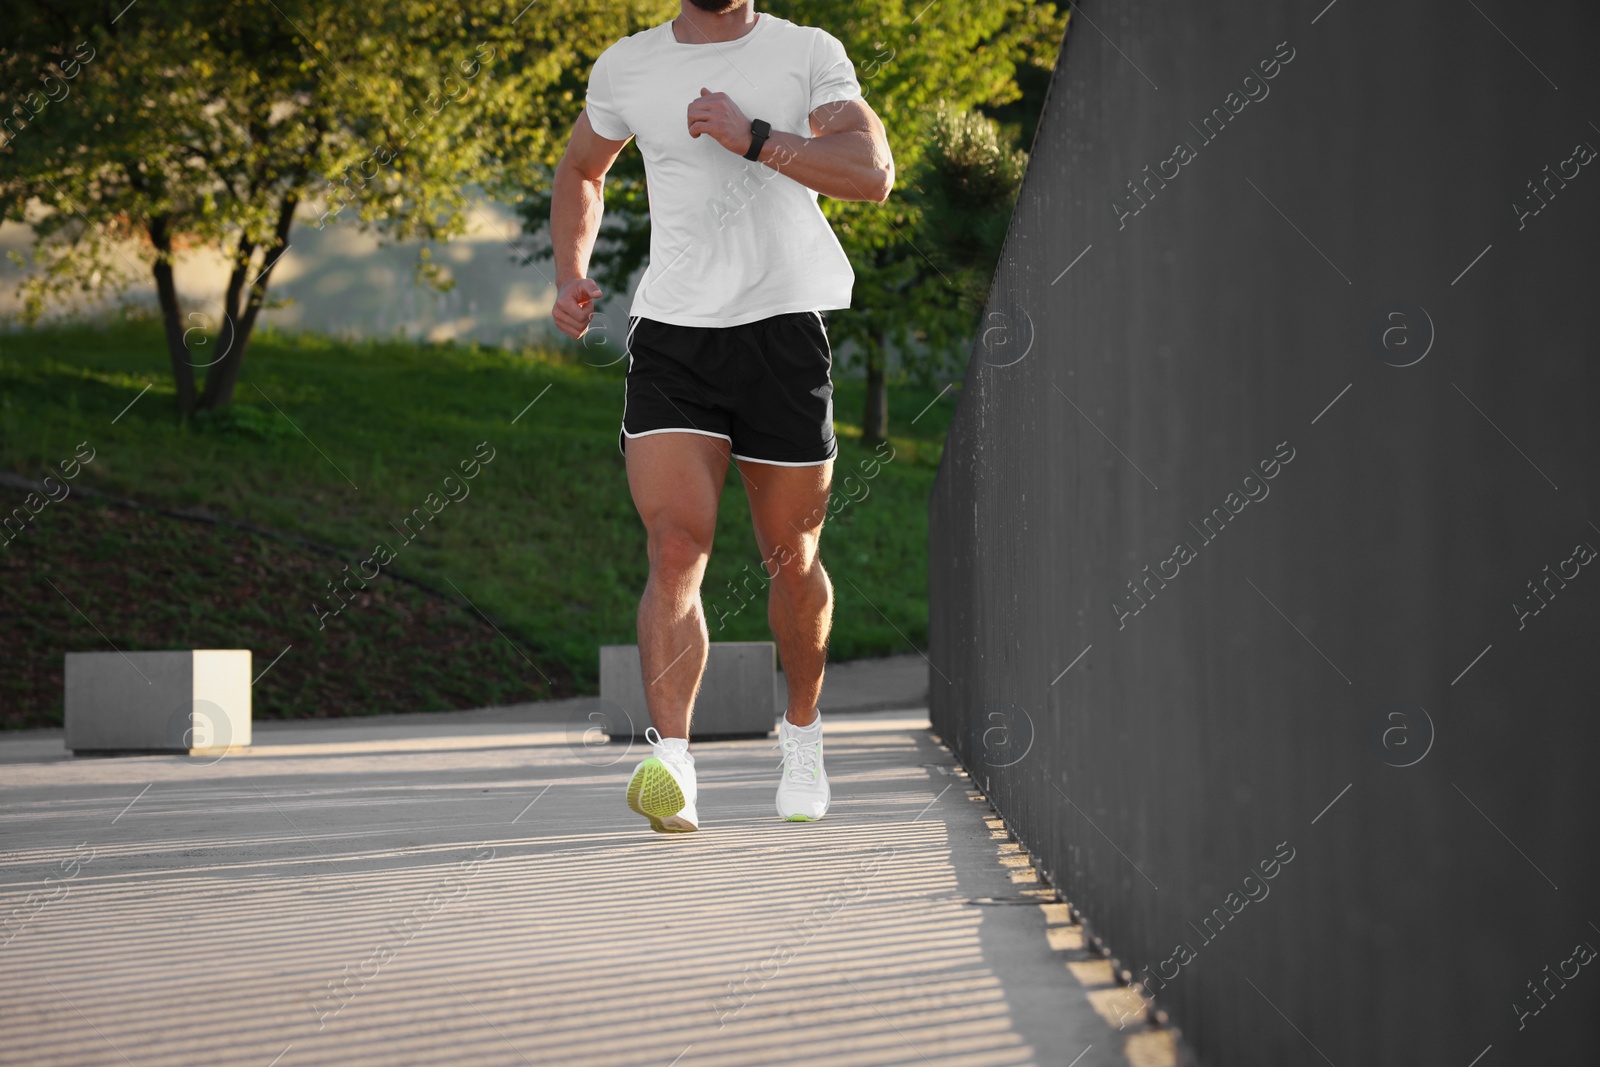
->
[744,118,772,161]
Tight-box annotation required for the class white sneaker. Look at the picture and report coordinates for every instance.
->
[775,714,829,822]
[626,727,699,833]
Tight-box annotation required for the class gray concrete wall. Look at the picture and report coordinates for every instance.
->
[929,3,1599,1064]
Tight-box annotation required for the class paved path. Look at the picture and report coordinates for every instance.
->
[0,710,1178,1067]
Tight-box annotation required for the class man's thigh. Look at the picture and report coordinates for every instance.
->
[736,456,834,575]
[626,431,732,555]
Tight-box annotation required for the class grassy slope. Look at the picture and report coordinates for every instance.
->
[0,498,556,728]
[0,318,958,724]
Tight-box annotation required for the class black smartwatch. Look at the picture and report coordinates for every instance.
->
[743,118,771,161]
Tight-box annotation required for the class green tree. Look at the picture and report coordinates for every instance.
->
[901,102,1031,368]
[806,0,1062,442]
[511,4,668,317]
[0,0,601,416]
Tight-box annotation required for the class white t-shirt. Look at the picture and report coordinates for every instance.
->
[584,14,863,328]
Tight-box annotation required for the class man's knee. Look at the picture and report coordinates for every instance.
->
[649,523,713,578]
[768,541,826,591]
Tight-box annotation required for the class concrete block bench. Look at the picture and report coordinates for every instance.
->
[600,642,777,741]
[64,650,252,755]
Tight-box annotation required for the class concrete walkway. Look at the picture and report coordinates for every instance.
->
[0,703,1179,1067]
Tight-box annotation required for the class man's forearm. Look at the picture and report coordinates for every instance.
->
[551,161,604,286]
[753,129,893,203]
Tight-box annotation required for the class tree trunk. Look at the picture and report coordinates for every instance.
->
[862,344,889,445]
[200,190,297,411]
[214,229,255,370]
[148,216,196,419]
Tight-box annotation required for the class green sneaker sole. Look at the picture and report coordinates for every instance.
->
[627,757,695,834]
[784,813,821,822]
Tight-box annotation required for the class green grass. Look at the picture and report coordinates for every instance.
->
[0,315,959,725]
[0,497,555,728]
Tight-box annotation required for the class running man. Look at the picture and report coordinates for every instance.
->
[549,0,894,832]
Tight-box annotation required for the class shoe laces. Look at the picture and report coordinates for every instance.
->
[776,735,821,782]
[645,726,693,769]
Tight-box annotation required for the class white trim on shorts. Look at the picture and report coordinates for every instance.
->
[627,315,646,369]
[624,426,734,443]
[618,316,648,455]
[619,317,638,434]
[731,450,836,467]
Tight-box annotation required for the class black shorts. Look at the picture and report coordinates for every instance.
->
[619,310,839,466]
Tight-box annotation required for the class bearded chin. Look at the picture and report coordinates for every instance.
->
[685,0,745,12]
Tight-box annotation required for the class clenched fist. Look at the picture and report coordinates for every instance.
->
[687,87,754,156]
[552,277,603,339]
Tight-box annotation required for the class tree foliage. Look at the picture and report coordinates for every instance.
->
[786,0,1061,394]
[511,2,670,301]
[902,102,1032,355]
[0,0,600,415]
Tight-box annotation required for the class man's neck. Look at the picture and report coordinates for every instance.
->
[672,3,760,45]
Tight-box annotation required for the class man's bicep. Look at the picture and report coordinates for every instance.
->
[564,110,633,181]
[808,97,881,139]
